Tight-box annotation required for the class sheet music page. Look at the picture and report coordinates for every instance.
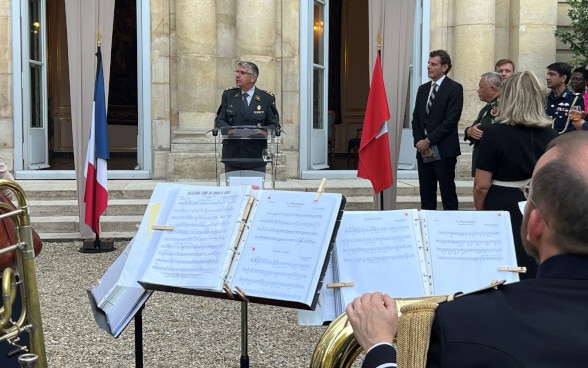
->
[89,239,152,337]
[227,191,343,306]
[335,210,427,308]
[119,183,178,288]
[297,254,336,326]
[422,210,519,295]
[140,185,251,290]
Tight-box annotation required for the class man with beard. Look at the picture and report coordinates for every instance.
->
[346,131,588,368]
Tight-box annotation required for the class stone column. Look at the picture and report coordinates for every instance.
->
[175,0,217,130]
[510,0,557,77]
[151,0,171,178]
[453,0,496,122]
[169,0,218,180]
[235,1,277,93]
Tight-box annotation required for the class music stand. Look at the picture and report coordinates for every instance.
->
[213,126,279,368]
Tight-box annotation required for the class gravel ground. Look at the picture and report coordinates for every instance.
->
[29,240,340,368]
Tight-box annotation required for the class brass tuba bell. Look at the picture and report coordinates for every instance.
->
[310,296,447,368]
[0,179,47,367]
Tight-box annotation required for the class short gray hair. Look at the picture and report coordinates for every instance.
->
[480,72,502,91]
[238,61,259,77]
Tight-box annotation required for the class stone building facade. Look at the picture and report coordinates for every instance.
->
[0,0,576,182]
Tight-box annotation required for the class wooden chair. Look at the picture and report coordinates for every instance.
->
[347,128,362,156]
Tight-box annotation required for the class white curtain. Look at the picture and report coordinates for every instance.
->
[369,0,416,210]
[65,0,115,238]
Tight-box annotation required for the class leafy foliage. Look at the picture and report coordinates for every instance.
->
[555,0,588,66]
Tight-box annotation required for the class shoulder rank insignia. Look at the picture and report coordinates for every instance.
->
[445,279,506,302]
[258,88,275,97]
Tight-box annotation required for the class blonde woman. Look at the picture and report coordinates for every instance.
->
[474,71,558,279]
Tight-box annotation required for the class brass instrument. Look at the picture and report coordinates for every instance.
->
[310,297,443,368]
[0,179,47,367]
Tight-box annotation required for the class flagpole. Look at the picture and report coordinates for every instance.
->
[376,34,383,211]
[359,31,393,209]
[80,30,114,253]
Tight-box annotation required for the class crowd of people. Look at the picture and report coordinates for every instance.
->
[350,53,588,367]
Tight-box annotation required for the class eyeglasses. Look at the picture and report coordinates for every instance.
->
[235,70,253,76]
[520,179,549,226]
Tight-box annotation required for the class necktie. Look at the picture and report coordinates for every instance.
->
[426,83,437,114]
[242,92,249,108]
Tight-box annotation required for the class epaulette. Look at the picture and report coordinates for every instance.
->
[224,86,239,91]
[257,88,275,97]
[445,279,506,302]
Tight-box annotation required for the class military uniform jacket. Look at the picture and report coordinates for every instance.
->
[215,87,279,169]
[362,254,588,368]
[464,97,499,176]
[546,88,586,133]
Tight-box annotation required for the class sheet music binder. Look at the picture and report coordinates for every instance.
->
[138,184,346,310]
[87,183,183,337]
[299,209,521,324]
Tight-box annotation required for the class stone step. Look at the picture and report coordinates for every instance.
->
[16,179,475,200]
[13,179,477,241]
[28,199,149,216]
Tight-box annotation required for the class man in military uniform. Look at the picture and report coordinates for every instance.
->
[215,61,279,173]
[464,72,502,176]
[546,62,586,133]
[346,131,588,368]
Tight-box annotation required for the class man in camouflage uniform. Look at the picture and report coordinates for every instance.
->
[464,72,502,176]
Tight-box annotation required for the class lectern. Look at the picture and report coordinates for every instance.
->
[213,126,278,189]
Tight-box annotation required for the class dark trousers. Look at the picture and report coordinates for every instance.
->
[417,156,458,210]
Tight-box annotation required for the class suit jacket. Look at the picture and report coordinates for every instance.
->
[363,254,588,368]
[411,77,463,158]
[215,87,279,169]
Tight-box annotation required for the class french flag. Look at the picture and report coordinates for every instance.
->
[84,46,109,235]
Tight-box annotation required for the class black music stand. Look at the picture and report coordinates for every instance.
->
[213,126,279,368]
[134,305,145,368]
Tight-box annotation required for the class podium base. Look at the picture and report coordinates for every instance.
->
[79,238,116,253]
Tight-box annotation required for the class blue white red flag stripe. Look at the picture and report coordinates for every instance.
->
[84,46,109,235]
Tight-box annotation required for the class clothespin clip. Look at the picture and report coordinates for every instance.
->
[314,178,327,201]
[498,266,527,273]
[235,286,250,302]
[223,282,235,299]
[151,225,175,231]
[326,281,355,289]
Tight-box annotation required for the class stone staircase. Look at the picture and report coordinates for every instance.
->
[15,177,475,242]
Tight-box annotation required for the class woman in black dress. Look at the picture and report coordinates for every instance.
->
[474,71,558,279]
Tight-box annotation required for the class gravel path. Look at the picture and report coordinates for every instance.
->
[30,240,339,368]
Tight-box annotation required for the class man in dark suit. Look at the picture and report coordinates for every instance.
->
[411,50,463,210]
[215,61,279,173]
[346,131,588,368]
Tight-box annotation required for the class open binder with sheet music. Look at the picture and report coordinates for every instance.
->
[299,209,521,325]
[137,184,346,310]
[87,183,182,337]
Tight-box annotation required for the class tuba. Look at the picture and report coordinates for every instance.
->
[310,296,447,368]
[0,179,47,367]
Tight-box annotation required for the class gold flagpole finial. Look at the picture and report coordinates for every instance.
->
[376,30,382,51]
[97,27,102,48]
